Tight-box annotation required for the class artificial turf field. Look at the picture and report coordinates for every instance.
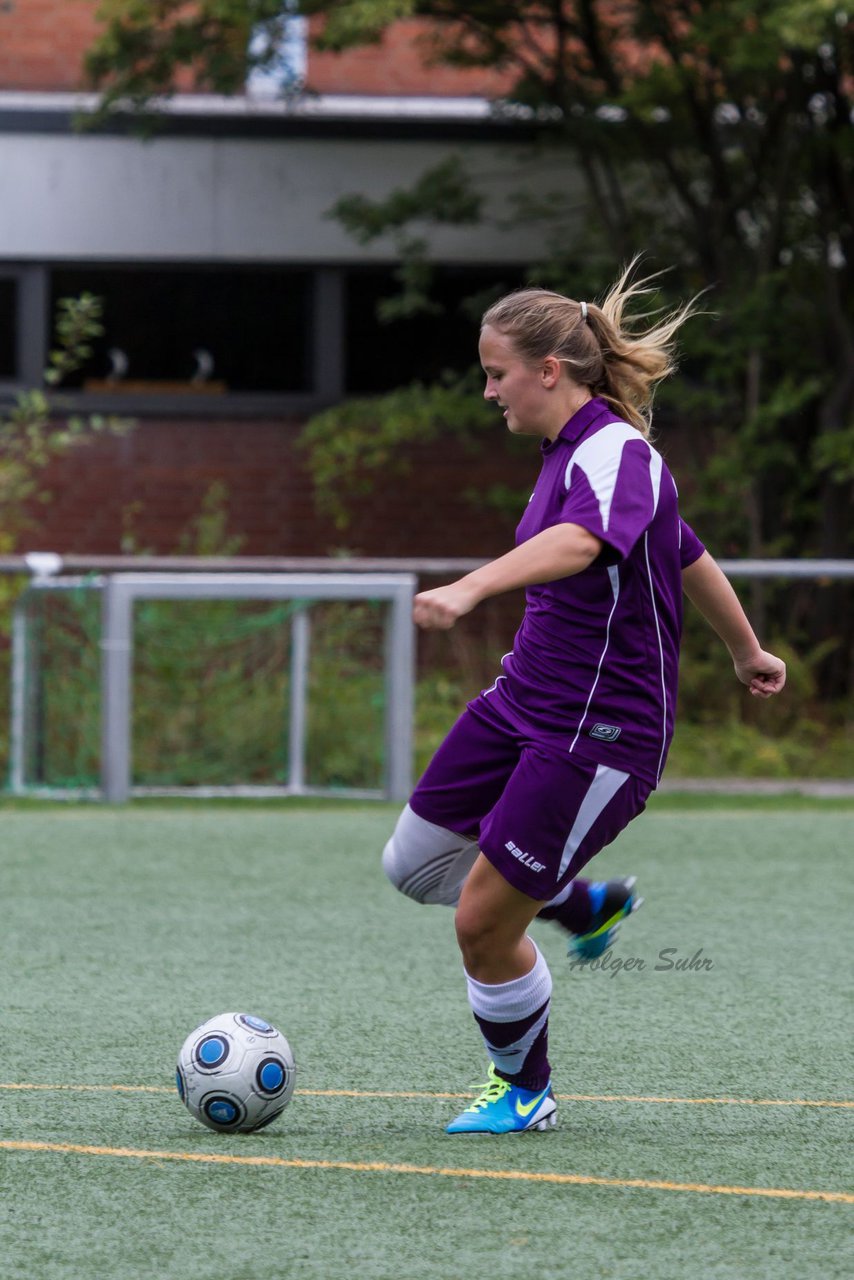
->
[1,798,852,1280]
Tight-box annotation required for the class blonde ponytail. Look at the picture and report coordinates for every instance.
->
[481,258,702,438]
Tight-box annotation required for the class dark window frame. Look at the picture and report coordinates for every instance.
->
[0,263,345,417]
[0,259,527,416]
[0,265,48,391]
[0,276,18,379]
[341,261,527,394]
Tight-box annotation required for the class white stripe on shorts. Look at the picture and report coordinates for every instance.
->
[556,762,631,882]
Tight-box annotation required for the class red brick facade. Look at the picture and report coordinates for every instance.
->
[3,5,523,562]
[305,17,514,98]
[0,0,103,92]
[19,417,532,560]
[0,3,508,97]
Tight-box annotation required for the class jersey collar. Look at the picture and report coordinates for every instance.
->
[543,397,614,452]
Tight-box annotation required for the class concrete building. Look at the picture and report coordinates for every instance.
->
[0,3,574,556]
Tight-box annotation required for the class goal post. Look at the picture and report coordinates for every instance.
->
[11,572,416,803]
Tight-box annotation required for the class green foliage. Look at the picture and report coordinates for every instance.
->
[331,155,483,246]
[0,293,134,785]
[331,155,484,318]
[85,0,293,118]
[812,423,854,484]
[0,294,133,556]
[304,602,385,785]
[667,717,854,780]
[175,480,247,557]
[302,0,417,50]
[301,1,853,567]
[298,368,493,527]
[677,602,839,733]
[7,584,849,792]
[80,1,854,696]
[464,480,531,522]
[5,593,387,791]
[412,670,466,775]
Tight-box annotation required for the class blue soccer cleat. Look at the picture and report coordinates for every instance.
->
[568,876,642,960]
[446,1063,557,1134]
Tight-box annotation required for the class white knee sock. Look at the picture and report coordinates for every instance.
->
[464,942,552,1087]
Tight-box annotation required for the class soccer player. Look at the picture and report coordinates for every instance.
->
[382,265,787,1134]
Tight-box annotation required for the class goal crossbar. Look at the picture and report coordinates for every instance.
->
[11,572,416,803]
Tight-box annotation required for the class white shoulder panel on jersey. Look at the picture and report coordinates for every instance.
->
[565,422,663,531]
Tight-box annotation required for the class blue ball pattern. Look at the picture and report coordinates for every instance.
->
[257,1057,287,1095]
[204,1097,240,1126]
[195,1035,229,1069]
[239,1014,274,1034]
[177,1013,295,1133]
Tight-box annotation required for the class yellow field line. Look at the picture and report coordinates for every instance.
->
[2,1082,852,1108]
[2,1139,851,1204]
[558,1093,854,1109]
[1,1083,172,1095]
[307,1089,854,1109]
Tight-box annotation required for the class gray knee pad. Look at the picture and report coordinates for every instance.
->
[382,804,479,906]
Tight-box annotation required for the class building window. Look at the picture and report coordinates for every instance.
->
[0,262,532,410]
[0,277,17,379]
[344,265,525,393]
[49,266,313,395]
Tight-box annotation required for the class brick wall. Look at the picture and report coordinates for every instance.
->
[0,5,511,97]
[0,0,102,92]
[17,416,533,560]
[305,18,515,98]
[13,411,700,688]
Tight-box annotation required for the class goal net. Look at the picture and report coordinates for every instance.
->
[10,573,415,801]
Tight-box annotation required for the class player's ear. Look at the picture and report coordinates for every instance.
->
[541,355,562,388]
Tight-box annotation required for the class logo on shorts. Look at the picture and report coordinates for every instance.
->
[589,723,622,742]
[505,840,545,874]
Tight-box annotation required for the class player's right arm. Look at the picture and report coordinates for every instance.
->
[413,523,602,631]
[681,551,787,698]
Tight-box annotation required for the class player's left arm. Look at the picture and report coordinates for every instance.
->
[413,523,602,631]
[682,551,786,698]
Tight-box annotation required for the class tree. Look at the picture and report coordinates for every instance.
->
[84,1,854,688]
[84,2,853,532]
[85,0,301,115]
[0,295,132,555]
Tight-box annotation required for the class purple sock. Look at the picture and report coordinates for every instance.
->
[465,942,552,1092]
[537,877,594,933]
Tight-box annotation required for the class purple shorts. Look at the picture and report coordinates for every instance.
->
[409,700,652,901]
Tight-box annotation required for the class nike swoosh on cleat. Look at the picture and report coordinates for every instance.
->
[515,1088,551,1118]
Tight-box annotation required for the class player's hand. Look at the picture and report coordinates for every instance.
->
[413,582,478,630]
[733,649,787,698]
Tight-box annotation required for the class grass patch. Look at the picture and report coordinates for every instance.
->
[2,804,852,1279]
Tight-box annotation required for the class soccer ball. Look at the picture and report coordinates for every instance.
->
[176,1012,296,1133]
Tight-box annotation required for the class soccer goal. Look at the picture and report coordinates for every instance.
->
[9,572,416,802]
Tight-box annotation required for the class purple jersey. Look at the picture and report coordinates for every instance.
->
[476,397,705,787]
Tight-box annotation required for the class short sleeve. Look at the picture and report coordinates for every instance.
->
[679,519,705,569]
[560,427,662,560]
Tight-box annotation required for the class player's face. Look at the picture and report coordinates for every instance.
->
[479,325,554,438]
